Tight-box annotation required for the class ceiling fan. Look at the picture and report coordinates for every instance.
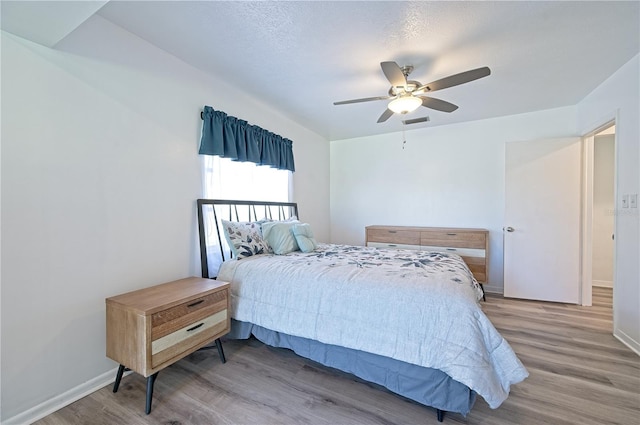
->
[333,61,491,123]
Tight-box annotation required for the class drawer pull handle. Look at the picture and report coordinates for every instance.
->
[447,248,457,251]
[187,300,204,308]
[447,233,457,236]
[388,230,397,233]
[186,323,204,332]
[388,244,397,247]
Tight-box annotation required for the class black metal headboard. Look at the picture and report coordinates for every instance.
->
[197,199,299,278]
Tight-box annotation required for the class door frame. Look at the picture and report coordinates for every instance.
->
[580,112,618,310]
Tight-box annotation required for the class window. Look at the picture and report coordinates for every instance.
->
[202,155,291,202]
[200,156,291,276]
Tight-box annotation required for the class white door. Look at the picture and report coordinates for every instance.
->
[504,137,581,303]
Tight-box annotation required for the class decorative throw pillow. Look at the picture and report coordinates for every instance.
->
[292,223,318,253]
[221,220,272,259]
[262,220,300,255]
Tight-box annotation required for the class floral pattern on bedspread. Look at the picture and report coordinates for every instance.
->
[290,244,484,300]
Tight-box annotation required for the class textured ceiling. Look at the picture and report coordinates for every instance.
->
[3,1,639,140]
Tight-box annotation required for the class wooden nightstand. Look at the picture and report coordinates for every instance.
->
[106,277,230,414]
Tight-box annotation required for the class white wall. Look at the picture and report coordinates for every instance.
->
[592,135,615,285]
[0,15,329,422]
[330,106,578,293]
[577,54,640,354]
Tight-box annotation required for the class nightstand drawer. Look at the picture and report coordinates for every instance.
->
[151,310,228,368]
[151,289,228,340]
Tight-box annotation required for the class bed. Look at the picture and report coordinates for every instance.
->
[197,199,528,422]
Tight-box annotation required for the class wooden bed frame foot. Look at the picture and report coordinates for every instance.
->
[436,409,445,422]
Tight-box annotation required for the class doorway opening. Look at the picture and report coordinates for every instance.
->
[581,121,616,319]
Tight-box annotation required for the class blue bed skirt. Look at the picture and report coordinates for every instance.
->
[227,319,476,416]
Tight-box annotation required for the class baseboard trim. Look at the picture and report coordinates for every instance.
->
[614,329,640,356]
[482,284,503,295]
[2,367,129,425]
[593,280,613,288]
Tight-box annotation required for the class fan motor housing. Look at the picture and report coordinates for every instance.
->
[389,80,423,96]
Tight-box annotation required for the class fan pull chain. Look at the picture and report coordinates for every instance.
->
[402,126,407,149]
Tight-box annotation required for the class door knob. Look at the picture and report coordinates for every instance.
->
[504,226,515,232]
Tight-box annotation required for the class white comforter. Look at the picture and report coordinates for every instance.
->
[218,243,528,408]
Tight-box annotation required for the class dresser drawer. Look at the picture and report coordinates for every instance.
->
[368,242,421,250]
[367,229,420,245]
[420,231,486,249]
[151,309,228,368]
[421,245,485,258]
[463,256,487,282]
[151,289,228,340]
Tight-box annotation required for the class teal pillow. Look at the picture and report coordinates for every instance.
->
[292,223,318,253]
[262,220,300,255]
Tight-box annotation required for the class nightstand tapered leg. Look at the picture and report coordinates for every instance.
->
[215,338,226,363]
[145,372,158,414]
[113,364,126,393]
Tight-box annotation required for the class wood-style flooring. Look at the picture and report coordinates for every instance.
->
[36,287,639,425]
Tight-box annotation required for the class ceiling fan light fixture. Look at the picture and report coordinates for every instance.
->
[388,95,422,114]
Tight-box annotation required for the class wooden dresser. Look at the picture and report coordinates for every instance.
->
[106,277,230,413]
[366,225,489,284]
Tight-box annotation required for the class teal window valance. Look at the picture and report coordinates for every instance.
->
[199,106,295,172]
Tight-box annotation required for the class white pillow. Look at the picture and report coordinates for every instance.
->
[221,220,272,259]
[262,220,300,255]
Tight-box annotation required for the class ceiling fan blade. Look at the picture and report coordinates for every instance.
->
[420,96,459,113]
[333,96,391,105]
[380,61,407,89]
[415,67,491,93]
[377,108,395,123]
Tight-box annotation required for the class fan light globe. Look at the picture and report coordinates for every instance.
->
[388,96,422,114]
